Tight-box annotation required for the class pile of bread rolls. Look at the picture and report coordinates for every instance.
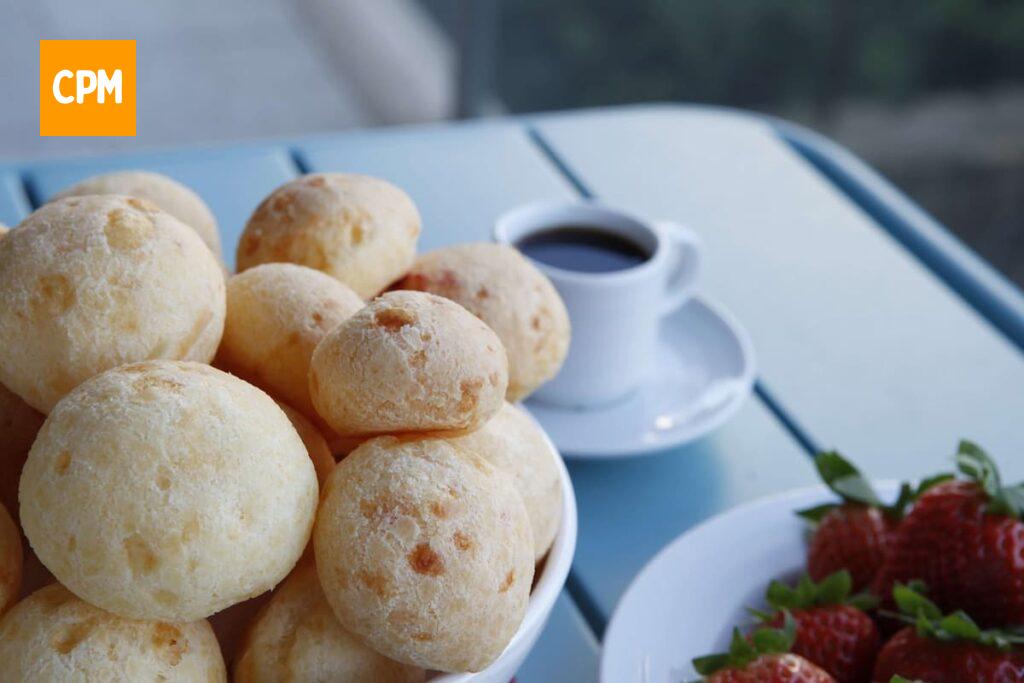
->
[0,171,570,681]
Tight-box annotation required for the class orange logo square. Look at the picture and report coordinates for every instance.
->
[39,40,136,137]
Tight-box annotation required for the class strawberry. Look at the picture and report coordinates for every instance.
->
[871,583,1024,682]
[798,452,949,592]
[693,616,836,682]
[755,571,880,683]
[873,441,1024,626]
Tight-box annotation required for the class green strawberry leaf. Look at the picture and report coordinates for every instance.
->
[848,591,881,611]
[760,570,876,618]
[691,613,796,675]
[890,676,924,683]
[816,570,851,605]
[815,451,884,507]
[795,503,838,524]
[888,582,1024,652]
[938,611,982,640]
[796,451,951,522]
[691,653,731,676]
[893,582,943,620]
[956,440,1024,519]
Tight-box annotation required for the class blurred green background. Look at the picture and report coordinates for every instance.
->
[479,0,1024,286]
[496,0,1024,114]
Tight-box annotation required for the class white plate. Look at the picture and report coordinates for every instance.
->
[432,410,578,682]
[526,295,755,458]
[601,482,898,683]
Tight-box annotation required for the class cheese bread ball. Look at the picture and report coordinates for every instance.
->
[397,243,570,400]
[0,196,225,413]
[235,563,424,683]
[19,361,318,622]
[453,402,562,561]
[0,584,226,681]
[278,401,335,487]
[314,437,533,672]
[0,382,45,523]
[53,170,223,259]
[237,173,420,298]
[309,291,508,437]
[217,263,364,429]
[0,503,22,615]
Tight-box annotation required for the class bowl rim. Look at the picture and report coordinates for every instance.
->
[432,408,579,681]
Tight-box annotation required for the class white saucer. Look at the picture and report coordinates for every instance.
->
[525,295,755,458]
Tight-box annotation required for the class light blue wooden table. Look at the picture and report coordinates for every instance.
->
[3,104,1022,681]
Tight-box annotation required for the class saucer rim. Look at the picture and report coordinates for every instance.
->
[524,293,756,459]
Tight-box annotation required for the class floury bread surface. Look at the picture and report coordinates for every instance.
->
[453,401,563,561]
[234,563,424,683]
[19,361,318,622]
[53,170,224,260]
[237,173,420,298]
[216,263,363,431]
[397,243,570,401]
[314,437,533,672]
[309,291,508,437]
[0,584,226,681]
[0,195,225,412]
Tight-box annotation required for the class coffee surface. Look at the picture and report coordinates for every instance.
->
[517,226,649,273]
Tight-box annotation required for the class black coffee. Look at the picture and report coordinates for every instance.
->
[517,226,650,273]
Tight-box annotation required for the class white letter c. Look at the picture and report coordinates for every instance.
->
[52,70,73,104]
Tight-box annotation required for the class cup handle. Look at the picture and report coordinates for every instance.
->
[656,221,702,315]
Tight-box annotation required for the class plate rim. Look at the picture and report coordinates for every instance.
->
[528,293,756,459]
[599,480,900,682]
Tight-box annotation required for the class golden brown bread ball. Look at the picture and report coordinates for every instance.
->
[0,382,45,524]
[309,291,508,437]
[396,243,570,400]
[278,401,335,488]
[209,405,333,663]
[53,170,223,260]
[0,503,22,615]
[236,173,420,298]
[235,563,424,682]
[216,263,363,430]
[0,584,226,681]
[453,402,562,561]
[0,196,225,413]
[314,437,533,672]
[19,361,318,622]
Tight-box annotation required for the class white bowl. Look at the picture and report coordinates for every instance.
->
[433,411,578,682]
[601,482,897,683]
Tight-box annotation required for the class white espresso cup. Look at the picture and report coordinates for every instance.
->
[495,201,702,408]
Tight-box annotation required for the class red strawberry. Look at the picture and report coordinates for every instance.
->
[871,584,1024,682]
[758,571,880,683]
[798,452,947,592]
[873,441,1024,626]
[694,618,836,682]
[706,654,837,683]
[807,505,897,592]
